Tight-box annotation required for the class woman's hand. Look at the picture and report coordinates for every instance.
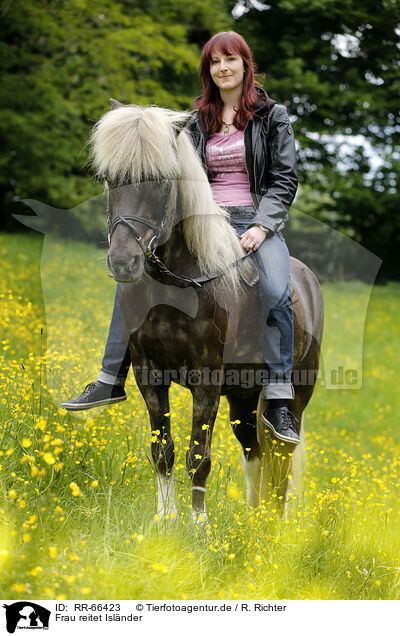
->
[240,226,268,252]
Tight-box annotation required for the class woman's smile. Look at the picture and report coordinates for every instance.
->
[209,51,245,92]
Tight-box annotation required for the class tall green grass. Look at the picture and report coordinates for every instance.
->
[0,233,399,599]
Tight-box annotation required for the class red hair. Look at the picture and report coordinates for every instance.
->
[197,31,265,133]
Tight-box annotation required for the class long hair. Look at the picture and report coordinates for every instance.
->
[197,31,265,133]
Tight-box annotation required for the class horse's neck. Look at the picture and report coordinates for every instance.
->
[157,220,200,278]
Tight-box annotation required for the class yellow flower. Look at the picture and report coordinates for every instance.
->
[12,583,27,594]
[152,563,168,573]
[136,534,144,543]
[91,480,98,488]
[228,553,236,560]
[42,452,55,465]
[30,566,43,577]
[49,546,57,559]
[81,587,91,595]
[8,489,17,499]
[21,439,32,448]
[34,417,46,431]
[375,580,381,587]
[69,482,82,496]
[22,533,31,543]
[255,554,262,564]
[227,485,240,500]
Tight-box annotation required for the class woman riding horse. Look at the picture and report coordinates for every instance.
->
[62,31,299,446]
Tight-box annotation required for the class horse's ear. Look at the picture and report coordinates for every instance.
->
[173,112,195,137]
[110,98,124,110]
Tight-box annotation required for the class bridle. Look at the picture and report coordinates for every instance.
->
[106,179,173,258]
[106,174,255,289]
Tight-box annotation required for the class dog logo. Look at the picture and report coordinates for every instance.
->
[3,602,50,633]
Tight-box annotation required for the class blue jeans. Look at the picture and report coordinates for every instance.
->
[98,206,294,399]
[227,205,294,399]
[98,282,131,386]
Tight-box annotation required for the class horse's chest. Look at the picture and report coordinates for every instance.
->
[132,307,223,367]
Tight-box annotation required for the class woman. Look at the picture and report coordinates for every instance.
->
[62,31,299,445]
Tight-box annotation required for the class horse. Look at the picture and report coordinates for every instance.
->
[88,100,324,523]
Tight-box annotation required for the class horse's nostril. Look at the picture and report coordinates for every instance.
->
[108,255,143,281]
[129,255,141,273]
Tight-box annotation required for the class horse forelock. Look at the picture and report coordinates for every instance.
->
[89,106,181,183]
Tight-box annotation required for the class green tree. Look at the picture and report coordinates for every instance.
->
[231,0,400,277]
[0,0,230,234]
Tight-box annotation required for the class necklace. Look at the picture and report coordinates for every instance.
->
[222,107,238,134]
[222,119,233,134]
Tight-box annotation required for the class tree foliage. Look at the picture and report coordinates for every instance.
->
[1,0,399,277]
[0,0,230,225]
[231,0,400,278]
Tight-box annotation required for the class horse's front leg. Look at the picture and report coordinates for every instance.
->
[186,383,221,525]
[226,392,262,508]
[134,367,177,522]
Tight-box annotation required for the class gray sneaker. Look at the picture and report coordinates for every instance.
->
[61,381,127,411]
[261,406,300,444]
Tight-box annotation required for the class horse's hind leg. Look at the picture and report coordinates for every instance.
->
[134,369,177,521]
[226,392,262,508]
[187,384,221,524]
[257,370,313,515]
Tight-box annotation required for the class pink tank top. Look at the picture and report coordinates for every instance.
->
[206,129,253,206]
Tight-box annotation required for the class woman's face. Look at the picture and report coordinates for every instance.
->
[209,50,245,93]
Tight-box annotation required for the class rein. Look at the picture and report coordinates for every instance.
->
[106,181,254,288]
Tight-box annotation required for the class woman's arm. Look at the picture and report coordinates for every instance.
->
[248,104,298,235]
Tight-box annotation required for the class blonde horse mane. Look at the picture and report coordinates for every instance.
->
[89,104,254,302]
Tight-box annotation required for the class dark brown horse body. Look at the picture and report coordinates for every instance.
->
[119,219,323,521]
[94,102,323,522]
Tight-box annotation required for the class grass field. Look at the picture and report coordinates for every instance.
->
[1,231,399,600]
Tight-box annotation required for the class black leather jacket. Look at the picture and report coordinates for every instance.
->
[187,88,298,234]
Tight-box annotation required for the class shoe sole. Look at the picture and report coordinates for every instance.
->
[61,395,127,411]
[261,413,300,445]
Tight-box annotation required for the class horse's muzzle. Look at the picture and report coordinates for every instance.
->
[107,253,143,283]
